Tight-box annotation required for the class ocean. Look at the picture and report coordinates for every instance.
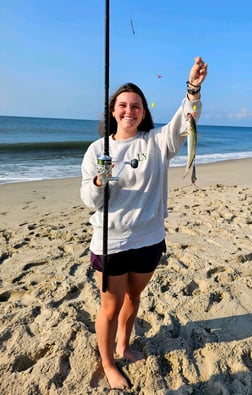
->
[0,115,252,185]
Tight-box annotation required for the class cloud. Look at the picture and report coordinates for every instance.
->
[226,108,252,119]
[203,108,252,120]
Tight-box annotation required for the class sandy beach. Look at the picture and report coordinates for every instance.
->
[0,158,252,395]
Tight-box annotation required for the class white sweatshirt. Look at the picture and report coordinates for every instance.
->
[80,98,201,255]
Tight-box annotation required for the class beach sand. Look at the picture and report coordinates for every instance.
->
[0,159,252,394]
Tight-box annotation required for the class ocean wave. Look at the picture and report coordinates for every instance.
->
[171,151,252,167]
[0,141,92,153]
[1,152,252,185]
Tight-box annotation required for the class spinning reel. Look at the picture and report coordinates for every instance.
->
[97,154,138,182]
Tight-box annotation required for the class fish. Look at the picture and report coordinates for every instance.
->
[181,113,197,178]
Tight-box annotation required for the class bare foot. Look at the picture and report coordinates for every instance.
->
[116,347,146,362]
[103,365,128,390]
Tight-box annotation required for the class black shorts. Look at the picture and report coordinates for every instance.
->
[90,239,166,276]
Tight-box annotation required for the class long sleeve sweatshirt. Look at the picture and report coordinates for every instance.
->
[80,97,201,255]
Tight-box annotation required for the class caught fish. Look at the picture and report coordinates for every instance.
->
[181,113,197,178]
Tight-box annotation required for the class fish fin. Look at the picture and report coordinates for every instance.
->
[180,125,190,137]
[180,131,189,137]
[183,156,195,178]
[183,167,190,179]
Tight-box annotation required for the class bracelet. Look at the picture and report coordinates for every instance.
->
[186,81,201,95]
[186,80,200,88]
[187,87,201,95]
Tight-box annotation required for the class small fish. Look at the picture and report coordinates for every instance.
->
[181,113,197,178]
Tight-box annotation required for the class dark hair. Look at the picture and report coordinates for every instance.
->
[98,82,154,136]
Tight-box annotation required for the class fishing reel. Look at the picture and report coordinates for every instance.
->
[97,154,138,182]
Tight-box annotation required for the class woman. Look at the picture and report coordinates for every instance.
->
[80,56,208,389]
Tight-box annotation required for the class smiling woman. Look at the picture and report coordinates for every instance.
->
[80,57,208,390]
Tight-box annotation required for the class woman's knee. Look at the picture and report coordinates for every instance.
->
[125,291,141,307]
[100,299,124,320]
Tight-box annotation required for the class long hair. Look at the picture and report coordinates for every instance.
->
[98,82,154,137]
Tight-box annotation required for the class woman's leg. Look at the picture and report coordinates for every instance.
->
[116,271,154,360]
[95,272,129,389]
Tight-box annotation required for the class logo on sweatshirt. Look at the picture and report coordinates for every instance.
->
[136,153,147,162]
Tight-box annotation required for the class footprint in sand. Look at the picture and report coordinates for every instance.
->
[0,290,11,302]
[242,349,252,370]
[205,291,223,312]
[206,266,226,278]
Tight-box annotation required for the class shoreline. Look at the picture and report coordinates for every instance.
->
[1,157,252,185]
[1,158,251,227]
[0,158,252,227]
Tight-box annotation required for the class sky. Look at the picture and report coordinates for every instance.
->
[1,0,252,126]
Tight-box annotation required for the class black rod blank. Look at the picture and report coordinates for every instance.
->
[102,0,110,292]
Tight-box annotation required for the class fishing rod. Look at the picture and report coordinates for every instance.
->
[99,0,139,292]
[101,0,110,292]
